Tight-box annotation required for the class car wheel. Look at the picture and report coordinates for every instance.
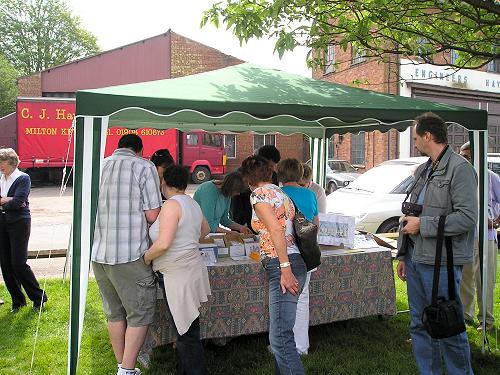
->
[376,218,400,234]
[327,181,337,195]
[192,166,211,184]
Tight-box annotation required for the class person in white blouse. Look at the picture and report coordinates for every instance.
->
[299,164,327,214]
[144,165,211,375]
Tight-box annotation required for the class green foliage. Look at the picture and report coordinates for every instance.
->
[0,54,18,117]
[201,0,500,70]
[0,0,100,75]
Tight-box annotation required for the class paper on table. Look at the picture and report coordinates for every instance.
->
[230,255,249,261]
[352,234,379,249]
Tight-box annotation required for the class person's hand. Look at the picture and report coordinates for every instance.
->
[397,260,406,281]
[143,253,152,266]
[280,267,299,296]
[239,225,253,234]
[401,216,420,235]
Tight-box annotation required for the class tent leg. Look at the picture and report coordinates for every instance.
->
[472,129,489,354]
[68,116,106,374]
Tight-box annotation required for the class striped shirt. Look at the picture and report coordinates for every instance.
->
[91,148,162,264]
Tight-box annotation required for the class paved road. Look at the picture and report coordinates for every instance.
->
[0,184,199,281]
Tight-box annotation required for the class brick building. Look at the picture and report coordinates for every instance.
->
[313,45,500,169]
[16,30,306,172]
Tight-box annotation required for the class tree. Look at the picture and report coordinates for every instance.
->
[202,0,500,70]
[0,54,17,117]
[0,0,100,75]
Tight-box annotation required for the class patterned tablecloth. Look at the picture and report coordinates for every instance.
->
[139,247,396,364]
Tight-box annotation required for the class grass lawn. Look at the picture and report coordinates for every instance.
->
[1,261,499,374]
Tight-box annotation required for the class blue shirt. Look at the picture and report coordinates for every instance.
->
[281,186,318,222]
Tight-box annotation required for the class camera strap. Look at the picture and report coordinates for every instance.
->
[403,145,449,204]
[431,215,456,305]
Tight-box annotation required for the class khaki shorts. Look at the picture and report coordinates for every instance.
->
[92,258,157,327]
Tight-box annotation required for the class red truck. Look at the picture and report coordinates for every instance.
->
[0,98,226,183]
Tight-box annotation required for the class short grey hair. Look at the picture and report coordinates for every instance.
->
[0,148,20,168]
[460,141,470,152]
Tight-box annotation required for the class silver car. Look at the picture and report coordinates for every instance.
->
[326,157,427,233]
[325,159,361,194]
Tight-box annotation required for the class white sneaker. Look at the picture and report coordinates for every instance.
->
[117,366,141,375]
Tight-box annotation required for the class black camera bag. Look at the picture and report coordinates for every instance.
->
[422,216,466,339]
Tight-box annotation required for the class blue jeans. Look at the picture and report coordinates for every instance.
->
[264,253,307,375]
[405,249,473,375]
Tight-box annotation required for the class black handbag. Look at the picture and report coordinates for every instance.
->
[289,198,321,271]
[422,216,466,339]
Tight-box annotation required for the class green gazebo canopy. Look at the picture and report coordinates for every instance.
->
[76,63,488,138]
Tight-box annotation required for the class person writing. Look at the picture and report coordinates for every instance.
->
[193,171,252,234]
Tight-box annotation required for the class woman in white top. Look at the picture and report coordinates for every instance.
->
[144,165,211,375]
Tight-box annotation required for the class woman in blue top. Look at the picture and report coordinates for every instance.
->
[277,158,319,355]
[193,171,252,234]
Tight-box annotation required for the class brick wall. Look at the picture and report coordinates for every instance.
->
[17,73,42,97]
[170,32,243,78]
[226,133,307,172]
[313,46,400,169]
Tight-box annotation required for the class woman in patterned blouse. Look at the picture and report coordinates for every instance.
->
[240,155,307,375]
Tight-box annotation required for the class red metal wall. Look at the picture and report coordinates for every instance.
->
[41,33,172,93]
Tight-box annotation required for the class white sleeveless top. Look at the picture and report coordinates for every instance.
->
[150,194,203,264]
[149,194,211,335]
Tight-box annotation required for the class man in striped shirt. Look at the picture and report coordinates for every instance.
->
[91,134,162,375]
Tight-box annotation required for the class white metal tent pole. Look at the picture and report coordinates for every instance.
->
[68,116,106,374]
[310,136,327,187]
[472,129,489,354]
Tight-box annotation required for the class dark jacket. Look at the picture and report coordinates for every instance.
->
[396,147,477,265]
[1,172,31,223]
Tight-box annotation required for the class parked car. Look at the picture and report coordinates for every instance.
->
[326,157,428,233]
[325,159,361,194]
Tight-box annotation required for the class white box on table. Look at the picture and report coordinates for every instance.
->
[318,213,355,248]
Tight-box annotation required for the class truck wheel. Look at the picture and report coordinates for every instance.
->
[377,218,400,234]
[192,166,211,184]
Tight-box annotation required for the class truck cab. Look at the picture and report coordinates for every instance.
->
[182,131,226,183]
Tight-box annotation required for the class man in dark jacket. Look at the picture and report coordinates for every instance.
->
[396,113,476,375]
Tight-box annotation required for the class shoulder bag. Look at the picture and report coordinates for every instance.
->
[421,215,466,339]
[289,197,321,271]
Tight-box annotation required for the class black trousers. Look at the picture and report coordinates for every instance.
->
[0,215,45,307]
[175,317,207,375]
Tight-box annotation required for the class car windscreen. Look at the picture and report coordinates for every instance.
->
[345,163,418,193]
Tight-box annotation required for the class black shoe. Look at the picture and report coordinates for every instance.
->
[11,304,26,313]
[33,294,48,310]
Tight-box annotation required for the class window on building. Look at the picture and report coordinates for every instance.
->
[351,132,365,165]
[450,50,459,65]
[351,45,367,65]
[253,134,276,153]
[324,45,335,74]
[487,47,499,73]
[186,133,198,146]
[416,37,432,62]
[224,134,236,158]
[202,133,222,147]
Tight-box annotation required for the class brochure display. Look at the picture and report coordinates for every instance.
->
[318,213,356,248]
